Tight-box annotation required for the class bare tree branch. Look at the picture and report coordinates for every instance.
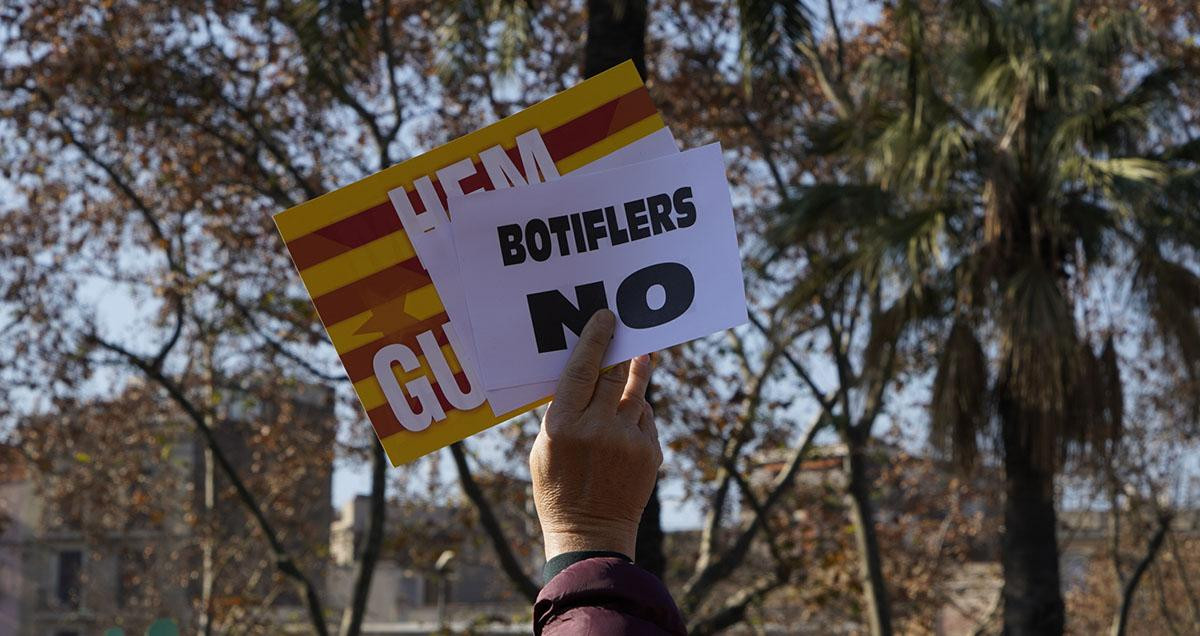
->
[220,93,322,201]
[682,411,825,614]
[207,282,347,384]
[151,294,187,372]
[89,333,331,636]
[817,296,855,422]
[189,118,304,209]
[339,442,387,636]
[1167,530,1200,627]
[856,326,899,436]
[54,113,181,272]
[1152,558,1184,636]
[749,311,837,416]
[726,463,785,566]
[377,0,406,149]
[448,441,540,602]
[694,331,784,577]
[739,108,789,199]
[54,112,194,377]
[1111,513,1174,636]
[689,573,787,636]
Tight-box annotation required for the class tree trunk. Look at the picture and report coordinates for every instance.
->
[636,482,666,578]
[843,430,893,636]
[338,443,387,636]
[583,0,666,581]
[1000,399,1065,636]
[634,375,666,579]
[584,0,648,78]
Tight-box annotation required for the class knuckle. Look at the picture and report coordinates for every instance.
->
[635,432,659,458]
[545,422,582,443]
[562,365,593,388]
[619,397,648,422]
[598,369,625,387]
[529,437,547,465]
[541,409,564,431]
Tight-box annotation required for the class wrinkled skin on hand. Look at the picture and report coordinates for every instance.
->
[530,309,662,560]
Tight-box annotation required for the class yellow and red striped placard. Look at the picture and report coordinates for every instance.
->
[274,61,668,465]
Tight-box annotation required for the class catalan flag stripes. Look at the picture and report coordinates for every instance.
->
[273,62,667,465]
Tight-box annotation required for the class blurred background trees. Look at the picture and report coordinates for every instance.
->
[760,1,1200,633]
[1,1,1198,635]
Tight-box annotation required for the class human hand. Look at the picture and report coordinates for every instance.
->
[529,309,662,561]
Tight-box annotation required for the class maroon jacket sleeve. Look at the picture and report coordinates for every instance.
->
[534,557,688,635]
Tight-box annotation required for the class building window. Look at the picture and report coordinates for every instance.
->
[56,550,82,608]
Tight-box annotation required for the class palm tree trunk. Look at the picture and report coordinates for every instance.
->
[999,395,1065,635]
[843,432,893,636]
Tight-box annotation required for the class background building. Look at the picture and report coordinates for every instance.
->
[0,382,335,635]
[326,494,530,634]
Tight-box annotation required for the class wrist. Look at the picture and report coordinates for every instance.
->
[542,524,638,561]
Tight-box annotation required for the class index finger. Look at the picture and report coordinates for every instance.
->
[551,309,616,413]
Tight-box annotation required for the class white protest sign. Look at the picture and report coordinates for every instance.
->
[387,128,678,415]
[450,143,748,390]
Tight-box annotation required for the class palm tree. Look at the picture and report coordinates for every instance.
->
[769,1,1199,634]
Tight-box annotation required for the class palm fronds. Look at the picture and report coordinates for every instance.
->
[750,0,1197,471]
[930,320,989,471]
[736,0,814,73]
[1134,250,1200,383]
[433,0,538,82]
[1001,264,1079,419]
